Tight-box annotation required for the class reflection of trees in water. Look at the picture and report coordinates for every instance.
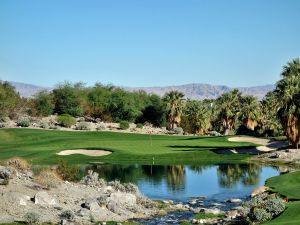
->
[188,165,212,174]
[217,164,262,188]
[166,165,186,192]
[85,164,142,183]
[86,164,186,192]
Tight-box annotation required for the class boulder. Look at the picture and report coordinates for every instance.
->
[227,198,242,203]
[34,191,58,206]
[251,186,268,197]
[0,168,11,185]
[108,192,136,206]
[5,192,30,206]
[200,208,224,215]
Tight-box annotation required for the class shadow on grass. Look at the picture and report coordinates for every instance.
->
[168,145,257,155]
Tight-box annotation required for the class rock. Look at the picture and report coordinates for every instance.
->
[201,208,224,215]
[0,168,11,185]
[189,199,197,205]
[81,199,101,211]
[34,191,58,206]
[227,198,242,203]
[227,209,240,219]
[251,186,268,197]
[5,192,30,206]
[108,192,136,206]
[191,207,201,213]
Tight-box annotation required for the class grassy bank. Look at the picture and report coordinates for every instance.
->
[0,128,255,165]
[263,171,300,225]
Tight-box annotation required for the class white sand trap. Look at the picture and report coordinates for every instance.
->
[228,136,270,146]
[56,149,112,156]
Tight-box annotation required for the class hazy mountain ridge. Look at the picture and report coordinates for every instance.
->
[125,83,275,100]
[10,81,50,98]
[10,81,274,99]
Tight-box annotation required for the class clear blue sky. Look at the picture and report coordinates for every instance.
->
[0,0,299,87]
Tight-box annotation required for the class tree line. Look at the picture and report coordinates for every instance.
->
[0,58,299,147]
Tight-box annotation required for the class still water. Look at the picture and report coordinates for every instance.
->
[86,163,279,202]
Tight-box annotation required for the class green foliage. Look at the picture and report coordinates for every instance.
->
[56,160,80,181]
[136,123,143,129]
[242,195,285,224]
[0,81,20,119]
[24,212,40,224]
[215,89,242,134]
[33,91,54,116]
[163,91,185,130]
[273,58,300,147]
[17,118,30,127]
[53,82,83,117]
[195,212,225,219]
[57,114,76,128]
[75,122,90,130]
[182,100,212,134]
[119,120,130,130]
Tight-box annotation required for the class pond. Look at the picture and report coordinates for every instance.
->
[86,163,279,202]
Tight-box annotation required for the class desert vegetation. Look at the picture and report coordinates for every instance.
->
[1,59,299,141]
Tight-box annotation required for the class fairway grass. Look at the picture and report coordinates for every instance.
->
[0,128,255,165]
[263,171,300,225]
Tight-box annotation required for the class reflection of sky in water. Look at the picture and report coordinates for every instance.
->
[137,166,279,202]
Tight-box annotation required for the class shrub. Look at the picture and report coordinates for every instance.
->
[34,169,61,189]
[242,195,286,224]
[24,212,40,224]
[6,157,30,172]
[75,122,90,130]
[38,121,49,129]
[49,125,59,129]
[56,160,80,181]
[97,194,108,206]
[57,114,76,128]
[96,123,106,131]
[124,182,139,193]
[173,127,183,135]
[252,208,272,222]
[60,210,75,221]
[17,118,30,127]
[136,123,143,129]
[119,121,130,130]
[108,180,126,192]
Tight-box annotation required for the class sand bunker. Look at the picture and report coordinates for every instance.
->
[228,136,270,145]
[56,149,112,156]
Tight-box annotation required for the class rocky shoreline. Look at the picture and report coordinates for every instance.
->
[0,159,288,225]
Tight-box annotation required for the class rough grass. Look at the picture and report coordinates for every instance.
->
[263,171,300,225]
[0,128,256,165]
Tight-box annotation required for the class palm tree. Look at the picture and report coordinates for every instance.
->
[216,89,242,135]
[184,100,212,134]
[275,58,300,148]
[260,92,282,136]
[163,91,185,130]
[240,95,260,130]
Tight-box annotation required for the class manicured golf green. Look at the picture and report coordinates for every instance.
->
[0,128,254,165]
[263,171,300,225]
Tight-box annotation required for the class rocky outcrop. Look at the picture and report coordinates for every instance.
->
[0,168,156,224]
[0,168,11,185]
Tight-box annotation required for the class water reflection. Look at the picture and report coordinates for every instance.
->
[217,164,261,188]
[85,163,278,202]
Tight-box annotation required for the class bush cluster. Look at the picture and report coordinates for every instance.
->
[241,194,286,224]
[57,114,76,128]
[119,120,130,130]
[75,122,90,130]
[56,160,80,181]
[17,118,30,127]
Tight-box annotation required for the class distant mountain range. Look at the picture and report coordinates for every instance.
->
[9,81,274,100]
[124,83,275,100]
